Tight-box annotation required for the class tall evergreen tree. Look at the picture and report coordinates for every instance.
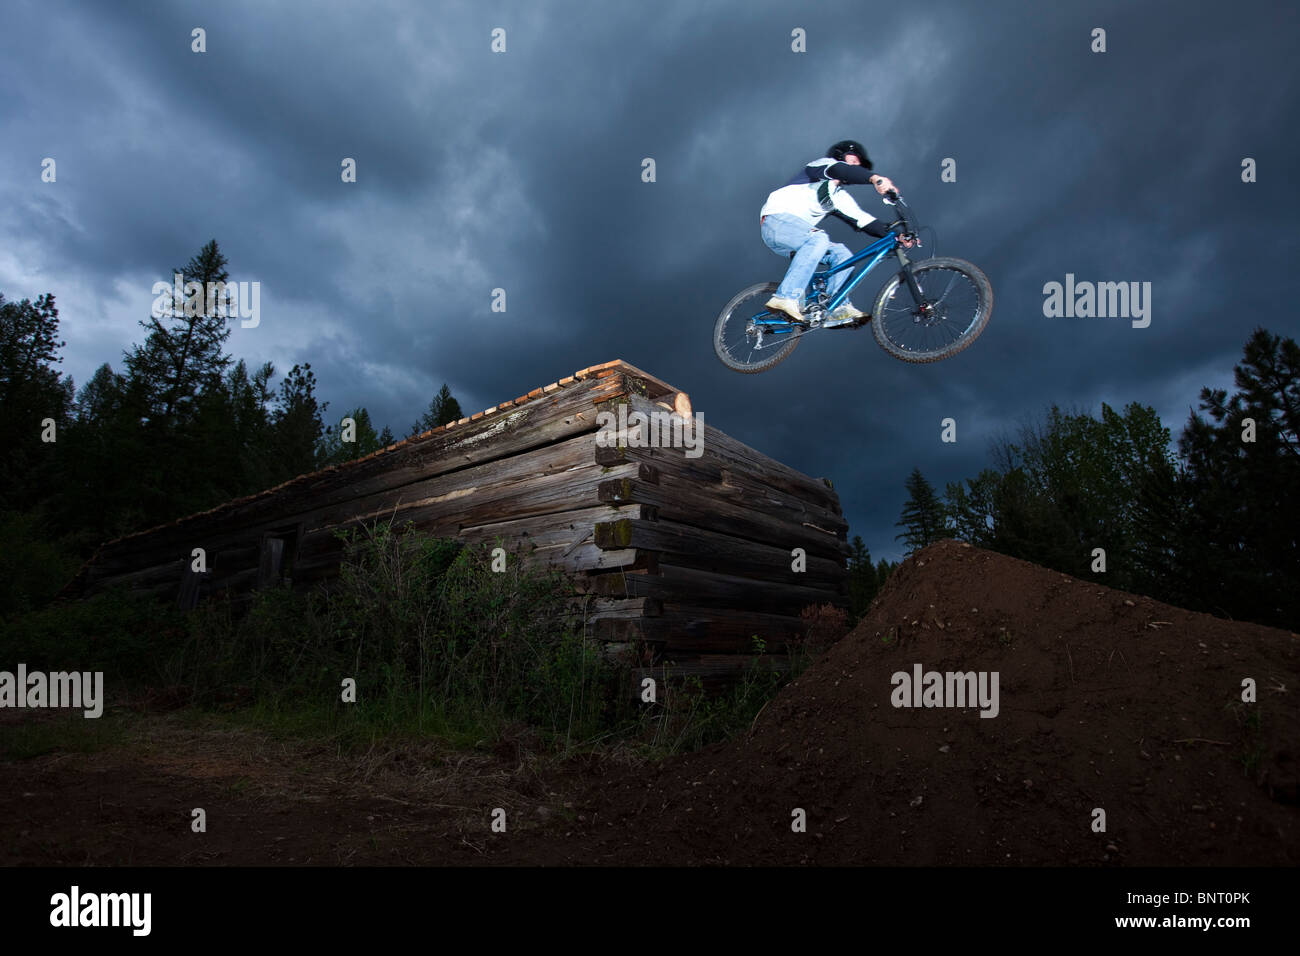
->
[1172,328,1299,626]
[895,468,949,553]
[124,240,234,424]
[113,241,241,527]
[318,406,386,466]
[56,363,144,543]
[271,363,327,478]
[846,535,877,619]
[0,292,71,511]
[410,383,463,435]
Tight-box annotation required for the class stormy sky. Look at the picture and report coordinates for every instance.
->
[2,0,1296,562]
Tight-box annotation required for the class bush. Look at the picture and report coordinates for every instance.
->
[0,585,187,687]
[0,510,81,621]
[179,521,622,746]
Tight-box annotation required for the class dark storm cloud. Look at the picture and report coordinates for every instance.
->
[1,0,1296,560]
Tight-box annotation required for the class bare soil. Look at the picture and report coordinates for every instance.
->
[3,541,1295,866]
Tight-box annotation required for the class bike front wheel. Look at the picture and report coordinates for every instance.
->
[714,281,804,374]
[871,256,993,364]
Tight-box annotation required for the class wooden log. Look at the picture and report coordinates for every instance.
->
[571,596,661,617]
[312,459,639,541]
[219,515,654,594]
[589,562,843,615]
[647,604,808,650]
[84,454,639,594]
[632,654,791,682]
[593,517,846,588]
[606,457,844,532]
[219,432,614,548]
[601,391,841,511]
[73,372,626,572]
[597,476,847,560]
[458,504,653,569]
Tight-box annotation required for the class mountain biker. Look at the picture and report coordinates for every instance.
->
[759,140,915,327]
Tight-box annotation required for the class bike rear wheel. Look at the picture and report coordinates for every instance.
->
[714,281,805,374]
[871,256,993,363]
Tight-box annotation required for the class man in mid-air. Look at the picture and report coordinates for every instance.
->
[759,139,914,327]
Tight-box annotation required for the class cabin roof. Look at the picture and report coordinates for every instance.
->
[84,358,679,550]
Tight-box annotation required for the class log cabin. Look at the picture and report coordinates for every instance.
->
[62,360,850,681]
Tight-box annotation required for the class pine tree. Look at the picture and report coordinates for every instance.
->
[846,534,878,619]
[0,292,71,511]
[410,383,463,435]
[318,406,386,466]
[1173,327,1299,627]
[271,363,327,478]
[124,240,234,425]
[895,467,949,553]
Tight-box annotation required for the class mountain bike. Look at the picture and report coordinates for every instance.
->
[713,193,993,373]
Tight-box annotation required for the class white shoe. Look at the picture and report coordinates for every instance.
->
[825,302,868,328]
[765,295,806,324]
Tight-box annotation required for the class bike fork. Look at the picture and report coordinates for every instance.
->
[896,249,926,306]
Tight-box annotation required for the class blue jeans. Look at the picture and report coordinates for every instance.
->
[761,213,853,304]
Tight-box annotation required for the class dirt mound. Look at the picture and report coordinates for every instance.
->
[539,540,1298,865]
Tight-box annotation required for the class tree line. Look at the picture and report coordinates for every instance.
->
[0,240,464,604]
[891,327,1299,631]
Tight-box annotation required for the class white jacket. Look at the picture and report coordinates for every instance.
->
[760,157,879,229]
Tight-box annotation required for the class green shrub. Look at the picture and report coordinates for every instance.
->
[175,521,622,748]
[0,585,187,686]
[0,510,81,620]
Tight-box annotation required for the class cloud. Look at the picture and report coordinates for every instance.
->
[0,0,1295,561]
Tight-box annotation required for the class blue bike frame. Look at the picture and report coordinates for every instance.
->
[753,233,899,331]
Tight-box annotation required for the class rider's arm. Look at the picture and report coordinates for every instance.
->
[827,208,899,239]
[856,219,894,238]
[812,161,883,187]
[828,188,879,231]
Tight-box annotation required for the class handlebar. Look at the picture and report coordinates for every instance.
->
[880,191,919,247]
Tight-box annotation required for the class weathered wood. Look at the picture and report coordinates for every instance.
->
[89,557,186,591]
[632,654,791,682]
[458,504,651,563]
[590,562,842,615]
[74,372,625,571]
[86,449,637,592]
[593,517,846,588]
[187,432,612,562]
[257,537,285,589]
[603,390,841,511]
[598,456,843,528]
[66,361,848,682]
[572,597,663,624]
[598,477,847,560]
[655,603,806,649]
[310,459,640,541]
[283,505,653,586]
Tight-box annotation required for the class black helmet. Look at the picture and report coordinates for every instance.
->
[828,140,872,168]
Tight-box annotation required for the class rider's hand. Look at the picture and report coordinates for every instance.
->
[888,222,916,248]
[869,175,897,196]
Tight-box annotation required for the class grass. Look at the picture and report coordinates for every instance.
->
[2,518,835,768]
[0,712,131,760]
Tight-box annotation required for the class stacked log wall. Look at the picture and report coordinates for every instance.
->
[63,361,849,679]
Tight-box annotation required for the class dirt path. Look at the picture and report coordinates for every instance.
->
[0,714,593,866]
[4,541,1296,866]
